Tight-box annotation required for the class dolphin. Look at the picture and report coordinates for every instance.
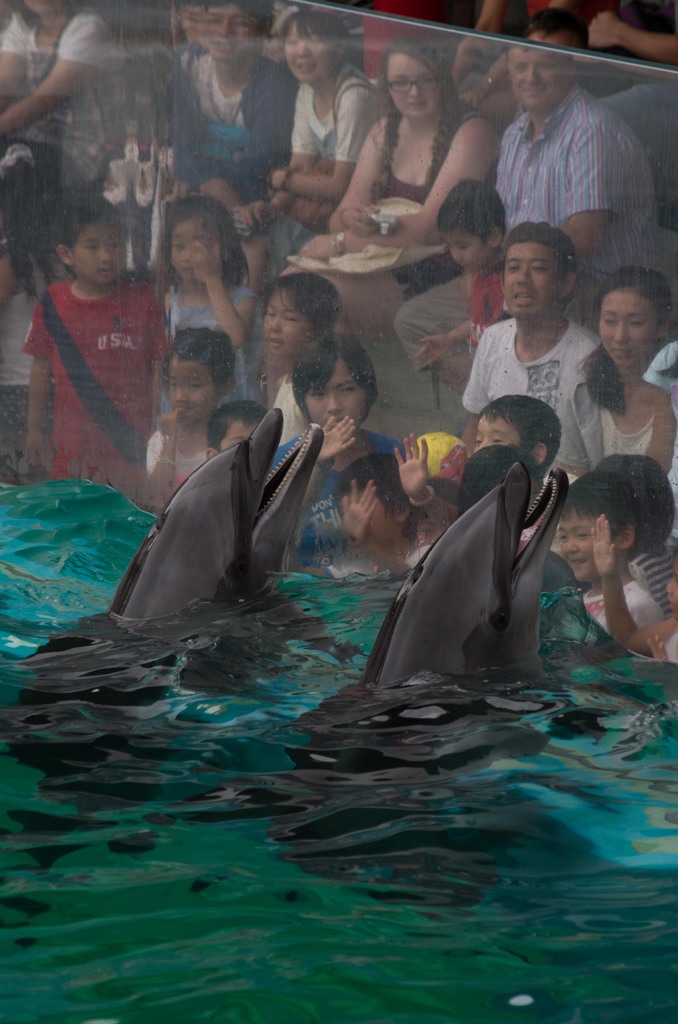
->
[361,463,568,685]
[109,409,323,620]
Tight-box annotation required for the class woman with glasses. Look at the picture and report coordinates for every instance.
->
[297,36,497,337]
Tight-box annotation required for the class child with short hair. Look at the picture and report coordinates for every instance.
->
[164,194,264,402]
[264,272,340,443]
[146,328,235,510]
[336,453,423,577]
[475,394,562,470]
[23,194,167,504]
[593,518,678,661]
[276,336,404,573]
[557,471,663,631]
[207,399,267,455]
[409,180,506,392]
[596,454,675,616]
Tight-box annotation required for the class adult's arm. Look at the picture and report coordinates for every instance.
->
[0,57,97,137]
[228,60,297,203]
[589,13,678,64]
[474,0,508,33]
[560,210,611,257]
[0,12,111,137]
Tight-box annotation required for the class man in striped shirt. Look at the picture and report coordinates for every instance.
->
[496,23,657,289]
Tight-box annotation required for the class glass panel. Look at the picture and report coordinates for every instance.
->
[0,0,677,577]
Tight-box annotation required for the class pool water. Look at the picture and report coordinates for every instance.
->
[1,480,678,1024]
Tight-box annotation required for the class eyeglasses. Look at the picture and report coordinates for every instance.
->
[387,75,439,93]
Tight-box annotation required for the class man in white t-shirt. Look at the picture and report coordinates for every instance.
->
[461,222,598,471]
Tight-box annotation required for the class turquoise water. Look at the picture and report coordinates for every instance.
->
[1,482,678,1023]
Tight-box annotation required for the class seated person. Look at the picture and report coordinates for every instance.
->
[296,35,497,338]
[207,399,267,455]
[474,394,562,472]
[561,267,675,474]
[398,179,506,395]
[557,470,663,630]
[241,5,373,275]
[497,16,658,293]
[461,223,598,472]
[274,336,404,574]
[172,0,298,292]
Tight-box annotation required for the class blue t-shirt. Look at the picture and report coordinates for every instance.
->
[275,429,404,572]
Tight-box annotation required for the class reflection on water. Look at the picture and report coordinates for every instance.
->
[2,481,678,1024]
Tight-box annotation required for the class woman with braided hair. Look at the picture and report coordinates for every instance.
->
[297,36,497,337]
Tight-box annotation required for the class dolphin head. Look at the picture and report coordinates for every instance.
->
[109,410,323,620]
[362,463,569,684]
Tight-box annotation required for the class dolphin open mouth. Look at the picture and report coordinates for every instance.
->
[255,423,323,523]
[515,469,565,564]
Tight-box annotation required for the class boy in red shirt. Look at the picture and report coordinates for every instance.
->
[24,195,167,504]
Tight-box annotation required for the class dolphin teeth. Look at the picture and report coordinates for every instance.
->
[258,425,314,516]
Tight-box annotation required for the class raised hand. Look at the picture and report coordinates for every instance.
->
[592,514,618,579]
[411,332,454,368]
[395,433,429,500]
[341,478,379,544]
[188,238,222,284]
[320,415,358,462]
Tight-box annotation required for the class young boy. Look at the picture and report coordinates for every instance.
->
[593,516,678,661]
[408,180,506,392]
[557,472,663,632]
[23,194,167,503]
[207,399,267,455]
[474,395,562,471]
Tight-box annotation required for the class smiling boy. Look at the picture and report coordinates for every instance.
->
[557,470,662,631]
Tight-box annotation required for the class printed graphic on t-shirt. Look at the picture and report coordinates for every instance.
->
[527,359,561,410]
[308,496,346,567]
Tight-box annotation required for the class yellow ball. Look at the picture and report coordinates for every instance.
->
[417,432,463,477]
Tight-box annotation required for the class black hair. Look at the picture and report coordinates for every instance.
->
[53,192,123,249]
[171,328,235,391]
[281,6,348,69]
[504,221,577,280]
[598,265,673,325]
[207,399,267,449]
[0,145,41,297]
[596,455,674,554]
[335,453,420,541]
[292,335,378,420]
[165,194,248,289]
[562,470,637,545]
[479,395,561,467]
[583,268,672,412]
[266,272,341,341]
[591,266,677,384]
[524,9,589,48]
[458,445,542,515]
[437,180,505,241]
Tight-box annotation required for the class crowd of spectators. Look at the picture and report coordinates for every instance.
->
[2,0,678,658]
